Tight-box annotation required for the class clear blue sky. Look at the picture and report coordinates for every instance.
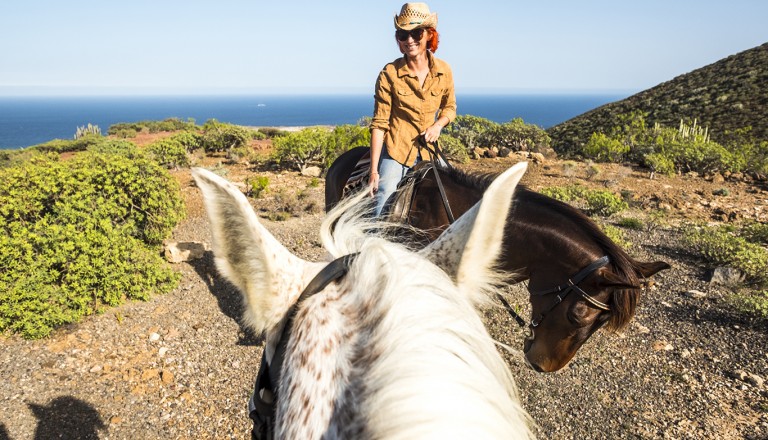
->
[1,0,766,96]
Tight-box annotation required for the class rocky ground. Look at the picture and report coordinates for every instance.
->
[1,153,767,439]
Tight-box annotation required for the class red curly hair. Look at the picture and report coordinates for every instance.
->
[426,27,439,52]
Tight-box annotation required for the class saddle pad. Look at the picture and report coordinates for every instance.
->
[343,151,371,197]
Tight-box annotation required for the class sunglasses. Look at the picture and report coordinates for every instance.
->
[396,28,425,42]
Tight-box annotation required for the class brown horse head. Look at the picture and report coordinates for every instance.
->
[523,256,670,372]
[384,163,670,372]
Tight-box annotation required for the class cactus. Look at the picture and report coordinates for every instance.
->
[74,123,102,139]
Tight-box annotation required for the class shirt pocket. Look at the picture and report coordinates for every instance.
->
[427,89,445,113]
[396,88,418,111]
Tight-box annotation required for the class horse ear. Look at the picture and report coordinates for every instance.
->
[422,162,528,301]
[635,260,671,278]
[192,168,316,334]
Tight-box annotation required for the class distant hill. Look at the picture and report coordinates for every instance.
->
[547,42,768,156]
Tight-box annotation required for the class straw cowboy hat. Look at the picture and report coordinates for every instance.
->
[394,3,437,30]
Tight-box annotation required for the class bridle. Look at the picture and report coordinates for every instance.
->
[248,253,358,440]
[528,255,611,328]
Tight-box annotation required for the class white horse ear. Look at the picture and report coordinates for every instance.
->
[192,168,316,334]
[422,162,528,300]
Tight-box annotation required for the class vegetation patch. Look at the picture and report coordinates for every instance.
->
[683,224,768,285]
[540,185,628,217]
[0,150,185,338]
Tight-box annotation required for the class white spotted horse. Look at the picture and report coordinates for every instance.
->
[192,162,535,439]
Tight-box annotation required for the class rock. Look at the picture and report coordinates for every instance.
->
[164,241,207,263]
[149,333,161,342]
[747,374,764,388]
[653,340,673,351]
[730,370,764,387]
[498,147,511,157]
[529,152,546,164]
[707,267,744,286]
[684,290,707,299]
[301,166,322,177]
[633,323,651,334]
[161,370,175,385]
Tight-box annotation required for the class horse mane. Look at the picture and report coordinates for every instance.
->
[310,192,533,438]
[441,164,641,330]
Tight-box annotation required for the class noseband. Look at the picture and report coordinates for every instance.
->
[528,255,611,328]
[249,253,358,440]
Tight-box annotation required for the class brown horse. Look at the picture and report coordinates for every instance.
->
[325,147,670,372]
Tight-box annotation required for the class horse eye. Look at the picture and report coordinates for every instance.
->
[567,303,593,327]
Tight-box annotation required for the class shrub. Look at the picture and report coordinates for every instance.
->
[583,132,629,162]
[600,224,631,249]
[246,176,270,198]
[170,131,203,152]
[731,290,768,317]
[146,138,190,169]
[616,217,645,230]
[107,118,197,135]
[272,127,332,172]
[31,136,104,154]
[257,127,290,138]
[0,151,184,338]
[201,119,251,153]
[86,139,144,159]
[683,225,768,284]
[480,118,551,153]
[442,114,497,151]
[437,134,468,163]
[541,185,628,217]
[742,222,768,245]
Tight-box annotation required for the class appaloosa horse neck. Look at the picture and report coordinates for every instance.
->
[194,163,534,439]
[325,148,670,372]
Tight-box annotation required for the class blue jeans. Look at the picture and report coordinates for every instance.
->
[374,148,416,216]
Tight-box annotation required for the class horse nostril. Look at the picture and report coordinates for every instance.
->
[523,337,533,354]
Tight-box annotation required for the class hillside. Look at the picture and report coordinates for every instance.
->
[548,42,768,156]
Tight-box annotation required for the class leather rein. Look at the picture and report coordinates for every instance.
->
[249,253,358,440]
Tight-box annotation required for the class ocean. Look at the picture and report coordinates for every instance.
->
[0,94,625,150]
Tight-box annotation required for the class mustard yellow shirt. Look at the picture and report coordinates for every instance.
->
[370,52,457,166]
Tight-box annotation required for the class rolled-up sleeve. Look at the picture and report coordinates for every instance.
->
[438,67,457,124]
[370,69,392,133]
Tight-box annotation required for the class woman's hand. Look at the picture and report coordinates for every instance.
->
[422,123,443,144]
[367,171,380,197]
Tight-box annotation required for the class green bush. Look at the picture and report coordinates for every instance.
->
[0,151,184,338]
[480,118,551,153]
[583,132,629,162]
[170,131,203,152]
[616,217,645,230]
[107,118,197,135]
[742,222,768,245]
[201,119,251,153]
[731,290,768,317]
[438,134,469,163]
[541,185,628,217]
[272,127,332,172]
[146,138,190,169]
[86,139,144,159]
[683,225,768,284]
[600,224,631,249]
[30,135,104,154]
[246,175,270,198]
[442,114,497,151]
